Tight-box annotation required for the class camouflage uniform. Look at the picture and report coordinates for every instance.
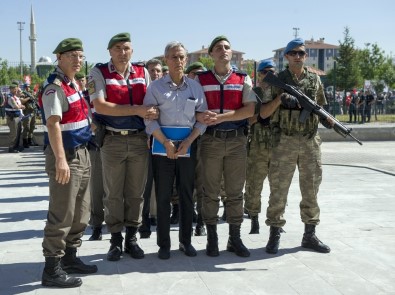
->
[266,67,326,228]
[244,87,278,217]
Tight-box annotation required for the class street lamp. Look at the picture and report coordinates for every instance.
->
[293,27,300,38]
[17,21,25,80]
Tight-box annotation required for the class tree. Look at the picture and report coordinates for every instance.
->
[198,57,214,70]
[330,27,363,91]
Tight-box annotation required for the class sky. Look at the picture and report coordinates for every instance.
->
[1,0,394,65]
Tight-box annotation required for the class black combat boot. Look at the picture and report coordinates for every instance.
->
[206,224,219,257]
[28,137,38,146]
[89,227,102,241]
[42,257,82,288]
[265,226,281,254]
[61,247,98,274]
[301,224,331,253]
[249,215,259,234]
[107,232,123,261]
[194,214,206,236]
[170,203,179,224]
[226,224,250,257]
[125,226,145,259]
[23,138,30,148]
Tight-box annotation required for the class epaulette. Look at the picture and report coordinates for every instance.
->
[132,61,145,67]
[234,70,247,76]
[94,63,105,68]
[47,73,62,87]
[196,70,210,75]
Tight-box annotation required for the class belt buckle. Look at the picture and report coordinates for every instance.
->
[120,130,128,135]
[219,131,227,139]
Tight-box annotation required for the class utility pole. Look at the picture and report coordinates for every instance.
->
[293,27,300,38]
[17,21,25,80]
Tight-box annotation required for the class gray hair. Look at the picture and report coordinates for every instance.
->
[164,41,188,57]
[146,58,162,68]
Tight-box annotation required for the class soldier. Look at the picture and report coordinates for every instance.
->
[88,32,158,261]
[261,38,331,254]
[21,83,38,148]
[4,82,25,153]
[75,72,105,241]
[39,38,97,288]
[196,36,256,257]
[243,59,278,234]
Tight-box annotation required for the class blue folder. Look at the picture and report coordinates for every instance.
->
[152,126,191,157]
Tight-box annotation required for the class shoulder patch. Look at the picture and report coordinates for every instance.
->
[44,89,56,96]
[87,80,96,96]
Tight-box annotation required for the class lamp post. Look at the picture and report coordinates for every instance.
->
[17,21,25,80]
[293,27,300,38]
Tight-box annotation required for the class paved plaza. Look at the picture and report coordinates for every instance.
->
[0,141,395,295]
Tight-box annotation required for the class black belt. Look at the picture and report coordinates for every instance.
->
[105,129,143,136]
[205,127,246,139]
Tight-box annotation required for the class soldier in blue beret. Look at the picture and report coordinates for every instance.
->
[243,59,277,235]
[260,37,331,255]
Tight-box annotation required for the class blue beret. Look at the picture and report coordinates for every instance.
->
[257,59,276,72]
[284,38,305,55]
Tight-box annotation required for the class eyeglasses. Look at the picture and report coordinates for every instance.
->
[63,52,86,60]
[259,69,275,75]
[287,50,306,57]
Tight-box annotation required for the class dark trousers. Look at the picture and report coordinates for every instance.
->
[140,152,154,234]
[152,141,197,249]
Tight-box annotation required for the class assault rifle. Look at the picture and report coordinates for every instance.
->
[263,71,362,145]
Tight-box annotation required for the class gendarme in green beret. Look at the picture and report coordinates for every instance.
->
[185,62,206,74]
[75,72,86,80]
[107,32,131,49]
[208,35,230,53]
[53,38,83,54]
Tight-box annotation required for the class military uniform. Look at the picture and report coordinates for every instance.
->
[21,86,38,147]
[244,86,278,222]
[266,67,325,227]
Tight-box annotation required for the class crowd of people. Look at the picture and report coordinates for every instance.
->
[8,34,333,288]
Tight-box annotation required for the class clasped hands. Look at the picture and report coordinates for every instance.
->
[164,139,191,159]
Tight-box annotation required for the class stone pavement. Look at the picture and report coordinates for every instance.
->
[0,141,395,295]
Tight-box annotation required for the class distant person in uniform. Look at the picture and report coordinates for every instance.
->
[5,82,25,153]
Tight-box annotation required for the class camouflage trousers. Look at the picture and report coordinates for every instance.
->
[265,133,323,227]
[243,138,271,217]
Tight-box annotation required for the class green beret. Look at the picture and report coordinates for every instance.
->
[107,32,131,49]
[185,62,206,74]
[53,38,83,54]
[208,35,230,53]
[162,66,169,72]
[75,72,85,80]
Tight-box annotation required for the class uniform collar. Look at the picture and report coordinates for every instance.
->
[108,60,134,75]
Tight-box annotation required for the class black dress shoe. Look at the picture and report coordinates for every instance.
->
[158,247,170,260]
[179,243,197,257]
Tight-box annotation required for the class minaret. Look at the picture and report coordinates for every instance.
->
[29,5,37,73]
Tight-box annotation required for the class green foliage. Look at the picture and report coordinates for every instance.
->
[198,57,214,70]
